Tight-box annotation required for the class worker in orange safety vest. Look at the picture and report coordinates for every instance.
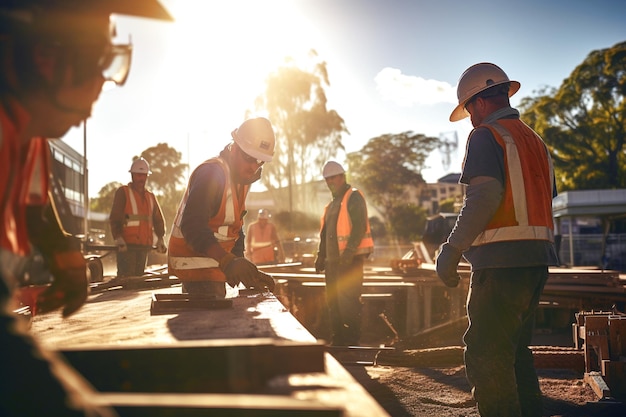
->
[315,160,374,346]
[168,118,277,298]
[109,157,167,280]
[0,1,173,416]
[436,62,558,417]
[245,209,285,265]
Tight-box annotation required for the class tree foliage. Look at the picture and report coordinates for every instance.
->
[347,132,440,221]
[388,204,428,243]
[136,143,187,230]
[90,181,122,213]
[520,41,626,190]
[253,50,349,211]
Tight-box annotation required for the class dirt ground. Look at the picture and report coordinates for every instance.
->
[343,362,625,417]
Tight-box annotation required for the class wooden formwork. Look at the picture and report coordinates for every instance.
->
[573,310,626,401]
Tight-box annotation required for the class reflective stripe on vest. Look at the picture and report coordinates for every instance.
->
[168,157,247,282]
[321,188,374,255]
[471,121,555,246]
[121,185,154,246]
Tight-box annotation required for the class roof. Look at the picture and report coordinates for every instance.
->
[553,189,626,218]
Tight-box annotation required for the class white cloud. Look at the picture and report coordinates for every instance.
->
[375,67,457,106]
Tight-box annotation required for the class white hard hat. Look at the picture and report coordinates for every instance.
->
[231,117,276,162]
[322,160,345,178]
[449,62,521,122]
[258,209,270,219]
[129,157,151,174]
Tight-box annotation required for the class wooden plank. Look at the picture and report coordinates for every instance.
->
[585,371,612,399]
[609,316,626,359]
[150,293,233,315]
[60,339,325,393]
[94,393,344,417]
[584,315,611,372]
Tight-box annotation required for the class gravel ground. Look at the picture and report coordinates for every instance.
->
[345,364,626,417]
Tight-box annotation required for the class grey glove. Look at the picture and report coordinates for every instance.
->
[314,254,325,273]
[435,243,462,288]
[220,254,259,289]
[115,237,127,252]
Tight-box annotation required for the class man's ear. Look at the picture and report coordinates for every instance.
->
[32,43,59,82]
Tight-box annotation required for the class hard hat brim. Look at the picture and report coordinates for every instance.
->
[449,80,520,122]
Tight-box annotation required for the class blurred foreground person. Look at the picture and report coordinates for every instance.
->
[168,118,277,298]
[109,158,167,280]
[0,1,172,416]
[436,63,558,417]
[245,209,284,265]
[315,161,373,346]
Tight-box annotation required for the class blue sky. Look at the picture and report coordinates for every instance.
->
[61,0,626,195]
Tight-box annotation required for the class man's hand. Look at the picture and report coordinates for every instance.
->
[339,248,356,267]
[220,255,259,289]
[37,254,89,317]
[435,243,462,288]
[251,271,275,292]
[115,237,127,252]
[155,237,167,254]
[314,255,325,274]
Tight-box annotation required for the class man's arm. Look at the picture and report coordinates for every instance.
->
[152,193,166,239]
[180,164,223,255]
[108,187,126,240]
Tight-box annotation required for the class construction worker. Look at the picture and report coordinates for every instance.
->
[246,209,285,265]
[436,63,558,416]
[0,1,172,416]
[109,158,167,280]
[168,118,277,298]
[315,161,374,346]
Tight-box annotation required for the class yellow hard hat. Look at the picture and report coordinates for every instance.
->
[449,63,520,122]
[231,118,276,162]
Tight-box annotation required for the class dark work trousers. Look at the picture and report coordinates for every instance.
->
[463,266,548,417]
[0,281,117,417]
[116,244,150,277]
[324,255,365,346]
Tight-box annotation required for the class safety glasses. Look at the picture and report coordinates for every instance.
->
[100,43,132,86]
[56,39,132,87]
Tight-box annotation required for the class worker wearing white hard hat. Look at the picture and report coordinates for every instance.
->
[109,157,167,280]
[437,62,558,416]
[168,117,277,298]
[316,160,374,346]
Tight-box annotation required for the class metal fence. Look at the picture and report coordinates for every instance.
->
[558,233,626,271]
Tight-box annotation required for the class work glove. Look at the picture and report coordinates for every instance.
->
[155,237,167,254]
[339,248,356,267]
[246,271,275,292]
[115,237,127,253]
[314,254,325,274]
[219,253,258,289]
[435,243,462,288]
[37,251,89,317]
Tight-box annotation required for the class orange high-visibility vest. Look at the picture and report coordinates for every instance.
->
[120,185,156,246]
[168,157,248,282]
[247,221,277,264]
[468,119,555,246]
[1,102,49,256]
[321,188,374,255]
